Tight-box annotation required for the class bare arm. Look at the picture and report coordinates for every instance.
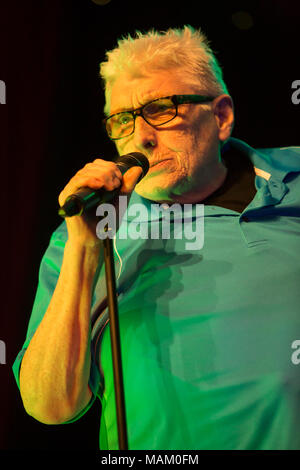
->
[19,240,101,424]
[19,159,142,424]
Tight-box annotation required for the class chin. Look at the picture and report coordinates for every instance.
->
[135,180,171,202]
[136,174,185,203]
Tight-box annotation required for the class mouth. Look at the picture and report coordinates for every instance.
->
[149,158,171,168]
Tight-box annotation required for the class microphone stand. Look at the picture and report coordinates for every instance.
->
[103,232,128,451]
[58,155,149,451]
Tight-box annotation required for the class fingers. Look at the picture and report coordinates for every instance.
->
[120,166,143,195]
[58,157,144,244]
[58,159,123,207]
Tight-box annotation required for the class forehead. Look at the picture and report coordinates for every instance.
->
[109,70,199,115]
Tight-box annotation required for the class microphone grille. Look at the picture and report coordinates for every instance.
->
[116,152,149,177]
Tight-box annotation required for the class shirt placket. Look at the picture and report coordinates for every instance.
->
[238,176,289,246]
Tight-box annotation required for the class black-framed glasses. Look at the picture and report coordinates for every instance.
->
[103,94,216,140]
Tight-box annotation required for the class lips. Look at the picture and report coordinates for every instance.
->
[149,158,171,168]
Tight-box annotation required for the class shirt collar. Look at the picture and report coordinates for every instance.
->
[123,137,299,221]
[226,137,300,181]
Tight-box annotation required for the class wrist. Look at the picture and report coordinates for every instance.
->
[64,239,103,277]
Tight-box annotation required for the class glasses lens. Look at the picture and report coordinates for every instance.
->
[144,98,176,125]
[106,112,134,139]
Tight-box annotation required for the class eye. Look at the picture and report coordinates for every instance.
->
[145,101,172,115]
[117,113,132,125]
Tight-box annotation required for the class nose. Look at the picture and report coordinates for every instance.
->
[133,115,158,150]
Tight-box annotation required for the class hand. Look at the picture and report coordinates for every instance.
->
[58,158,142,247]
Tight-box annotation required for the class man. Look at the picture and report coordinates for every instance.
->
[13,26,300,450]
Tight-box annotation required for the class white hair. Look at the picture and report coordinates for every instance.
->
[99,25,230,115]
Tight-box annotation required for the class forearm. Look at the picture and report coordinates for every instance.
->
[19,240,103,424]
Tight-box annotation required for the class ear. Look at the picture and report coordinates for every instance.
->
[212,94,234,143]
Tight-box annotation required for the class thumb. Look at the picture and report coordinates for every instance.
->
[120,166,143,195]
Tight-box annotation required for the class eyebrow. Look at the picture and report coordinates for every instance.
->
[107,106,132,117]
[108,93,162,117]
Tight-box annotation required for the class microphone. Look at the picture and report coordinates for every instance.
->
[58,152,149,218]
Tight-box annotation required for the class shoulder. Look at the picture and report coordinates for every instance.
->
[256,145,300,172]
[39,221,68,275]
[49,220,68,245]
[227,138,300,174]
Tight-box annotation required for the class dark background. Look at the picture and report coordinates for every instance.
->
[0,0,299,450]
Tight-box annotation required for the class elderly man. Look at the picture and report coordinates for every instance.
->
[13,26,300,450]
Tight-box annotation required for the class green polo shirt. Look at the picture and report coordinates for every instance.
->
[13,138,300,450]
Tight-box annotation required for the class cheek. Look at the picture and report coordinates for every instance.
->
[115,136,138,156]
[187,117,219,160]
[166,131,197,166]
[115,141,126,155]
